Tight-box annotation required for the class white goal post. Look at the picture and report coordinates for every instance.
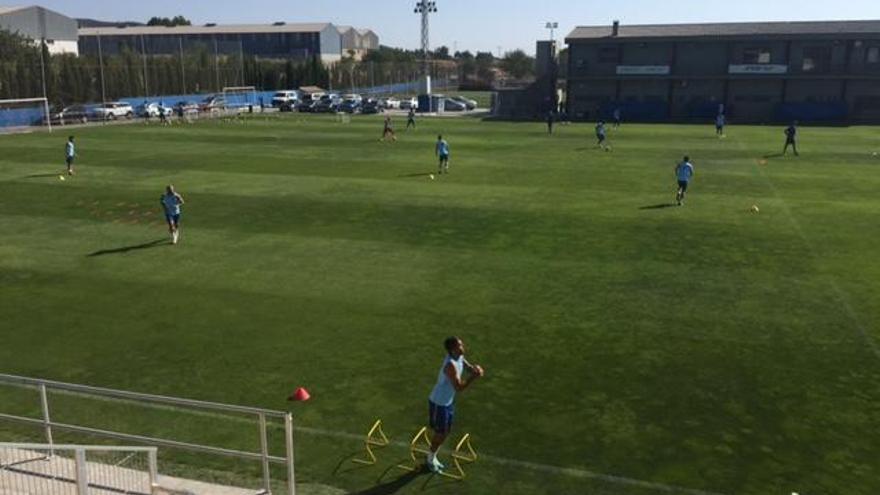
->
[222,86,259,112]
[0,97,52,133]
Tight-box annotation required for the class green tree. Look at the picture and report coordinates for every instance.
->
[500,49,535,79]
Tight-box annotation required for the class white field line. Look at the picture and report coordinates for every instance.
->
[747,145,880,360]
[2,387,727,495]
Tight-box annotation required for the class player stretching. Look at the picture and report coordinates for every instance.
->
[426,337,484,474]
[161,185,185,245]
[783,121,799,156]
[406,107,417,130]
[64,136,76,175]
[381,116,397,142]
[436,135,450,175]
[675,156,695,206]
[715,113,726,137]
[595,121,610,150]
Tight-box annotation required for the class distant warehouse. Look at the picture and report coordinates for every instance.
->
[78,22,378,64]
[0,5,78,55]
[565,20,880,123]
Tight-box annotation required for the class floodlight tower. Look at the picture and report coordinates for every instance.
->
[414,0,438,94]
[545,22,559,43]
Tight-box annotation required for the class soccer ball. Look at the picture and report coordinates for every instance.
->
[429,174,435,180]
[751,205,760,213]
[58,175,65,181]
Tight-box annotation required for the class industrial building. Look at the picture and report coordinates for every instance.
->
[78,22,378,64]
[337,26,380,59]
[566,20,880,123]
[0,5,78,55]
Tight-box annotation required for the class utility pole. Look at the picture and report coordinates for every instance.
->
[140,34,149,98]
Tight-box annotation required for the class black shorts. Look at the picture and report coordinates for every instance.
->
[678,180,689,191]
[66,157,74,165]
[597,134,606,142]
[785,138,796,144]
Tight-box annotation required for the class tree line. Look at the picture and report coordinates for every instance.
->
[1,26,537,109]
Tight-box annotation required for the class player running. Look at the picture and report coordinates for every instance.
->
[64,136,76,175]
[406,107,417,130]
[715,113,726,137]
[160,185,185,245]
[783,121,799,156]
[426,336,484,474]
[381,116,397,142]
[159,102,169,126]
[613,107,622,129]
[436,135,450,175]
[595,121,610,150]
[675,156,695,206]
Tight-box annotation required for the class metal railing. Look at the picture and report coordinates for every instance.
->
[0,443,157,495]
[0,374,296,495]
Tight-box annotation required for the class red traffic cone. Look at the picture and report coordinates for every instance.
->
[288,387,311,402]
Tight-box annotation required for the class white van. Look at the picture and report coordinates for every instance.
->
[272,90,300,107]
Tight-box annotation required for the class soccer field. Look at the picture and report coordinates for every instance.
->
[1,114,879,495]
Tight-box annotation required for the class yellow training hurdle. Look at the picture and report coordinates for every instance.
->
[352,419,390,465]
[397,427,478,480]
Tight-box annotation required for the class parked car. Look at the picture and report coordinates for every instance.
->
[90,101,134,121]
[443,98,468,112]
[314,94,342,113]
[339,99,362,114]
[174,101,199,116]
[272,90,300,107]
[361,99,381,114]
[137,102,174,118]
[379,97,400,109]
[46,105,90,125]
[399,97,418,110]
[297,99,319,112]
[279,100,298,112]
[199,95,226,112]
[342,93,362,103]
[450,95,478,110]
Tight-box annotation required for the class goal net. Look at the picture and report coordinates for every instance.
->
[222,86,258,112]
[0,97,51,133]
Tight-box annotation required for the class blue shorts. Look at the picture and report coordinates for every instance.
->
[439,154,449,162]
[428,400,454,435]
[66,156,74,165]
[165,213,181,225]
[677,180,689,191]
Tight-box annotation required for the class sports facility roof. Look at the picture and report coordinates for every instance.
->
[79,22,334,36]
[0,6,28,15]
[567,20,880,41]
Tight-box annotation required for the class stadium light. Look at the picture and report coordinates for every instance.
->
[414,1,438,95]
[545,21,559,42]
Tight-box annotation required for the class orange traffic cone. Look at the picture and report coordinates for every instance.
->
[288,387,311,402]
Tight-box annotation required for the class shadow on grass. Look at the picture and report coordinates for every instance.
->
[24,173,63,179]
[87,239,167,257]
[332,451,378,477]
[398,172,434,178]
[762,152,784,159]
[348,465,426,495]
[639,203,678,210]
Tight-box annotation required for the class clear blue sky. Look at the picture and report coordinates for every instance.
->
[32,0,880,54]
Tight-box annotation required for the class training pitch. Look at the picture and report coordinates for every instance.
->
[1,114,879,495]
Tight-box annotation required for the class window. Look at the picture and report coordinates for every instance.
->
[868,47,880,64]
[598,46,619,63]
[802,46,831,72]
[743,47,772,64]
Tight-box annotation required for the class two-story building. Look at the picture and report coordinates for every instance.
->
[566,20,880,123]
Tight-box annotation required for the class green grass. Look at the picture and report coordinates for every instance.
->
[1,115,879,495]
